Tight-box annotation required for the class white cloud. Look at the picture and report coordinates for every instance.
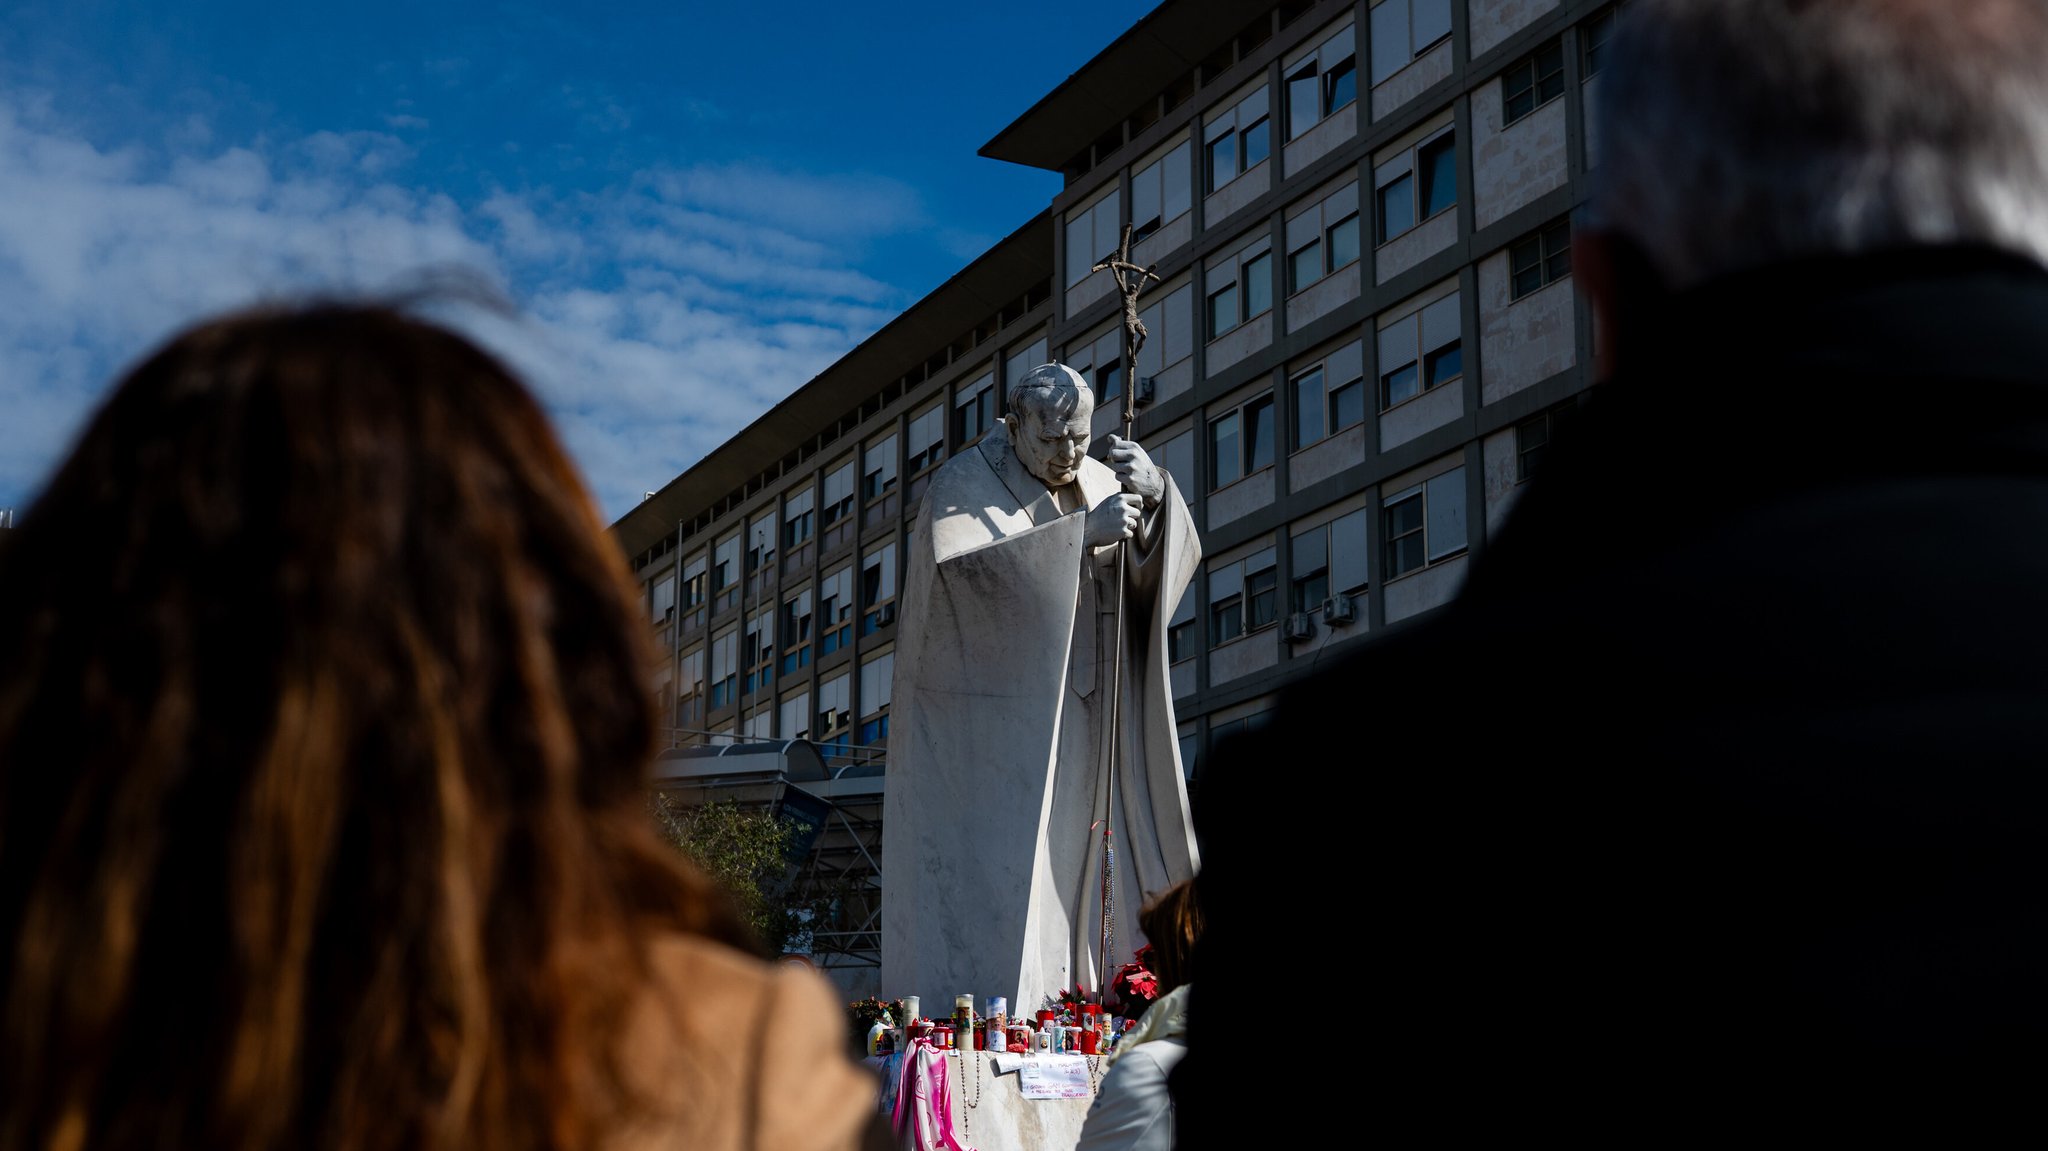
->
[0,92,911,521]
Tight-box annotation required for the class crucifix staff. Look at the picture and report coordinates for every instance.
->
[1087,223,1160,990]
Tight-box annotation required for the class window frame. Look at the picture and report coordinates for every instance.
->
[1381,467,1468,581]
[905,402,946,477]
[862,433,899,506]
[1205,237,1275,340]
[1289,339,1367,451]
[1207,546,1280,647]
[818,566,854,656]
[781,487,815,550]
[1130,139,1193,242]
[1501,35,1567,126]
[821,461,855,528]
[1285,179,1362,297]
[1207,392,1276,491]
[1377,291,1463,411]
[954,371,997,447]
[1284,22,1358,142]
[1374,123,1456,247]
[1508,218,1573,300]
[1369,0,1454,85]
[860,542,897,636]
[1203,86,1272,194]
[778,587,814,675]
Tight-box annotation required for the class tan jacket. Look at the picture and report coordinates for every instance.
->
[617,934,882,1151]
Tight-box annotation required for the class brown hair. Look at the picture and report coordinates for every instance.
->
[0,304,745,1151]
[1138,878,1204,996]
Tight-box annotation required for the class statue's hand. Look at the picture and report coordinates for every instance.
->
[1085,492,1146,547]
[1105,435,1165,508]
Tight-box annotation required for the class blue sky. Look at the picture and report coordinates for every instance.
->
[0,0,1157,520]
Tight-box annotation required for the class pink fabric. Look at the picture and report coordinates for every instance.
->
[891,1038,977,1151]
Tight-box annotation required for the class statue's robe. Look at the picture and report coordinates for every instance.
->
[880,422,1202,1012]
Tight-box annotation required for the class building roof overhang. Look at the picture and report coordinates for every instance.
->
[978,0,1244,172]
[610,210,1051,558]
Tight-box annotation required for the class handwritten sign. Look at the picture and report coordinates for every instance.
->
[1017,1055,1094,1100]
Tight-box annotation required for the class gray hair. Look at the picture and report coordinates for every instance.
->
[1590,0,2048,287]
[1006,363,1093,425]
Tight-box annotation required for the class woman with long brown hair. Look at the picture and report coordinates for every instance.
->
[0,304,887,1151]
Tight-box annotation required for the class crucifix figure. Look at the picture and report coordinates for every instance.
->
[1092,224,1163,436]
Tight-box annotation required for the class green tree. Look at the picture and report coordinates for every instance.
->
[649,793,814,955]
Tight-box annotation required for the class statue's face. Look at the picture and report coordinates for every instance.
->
[1011,394,1095,488]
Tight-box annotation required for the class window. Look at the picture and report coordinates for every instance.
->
[1378,292,1462,410]
[1515,398,1584,482]
[1502,36,1566,125]
[651,573,676,623]
[860,543,896,635]
[1290,509,1369,614]
[1382,466,1468,580]
[742,609,774,695]
[1509,218,1572,299]
[1064,327,1122,405]
[1004,337,1048,387]
[1135,284,1195,383]
[682,554,708,609]
[1168,591,1198,662]
[1369,0,1453,84]
[677,647,705,729]
[779,588,814,674]
[819,566,853,655]
[746,513,775,575]
[782,488,815,550]
[709,629,738,710]
[1582,5,1620,78]
[1065,188,1121,287]
[816,673,851,759]
[1285,181,1361,295]
[1203,86,1271,192]
[1094,359,1123,406]
[1285,24,1358,141]
[1208,547,1279,645]
[822,461,855,528]
[1130,141,1192,241]
[1152,431,1195,498]
[779,691,811,742]
[862,433,898,503]
[858,652,894,744]
[1206,241,1273,340]
[1375,126,1455,245]
[955,371,996,446]
[712,533,739,593]
[906,404,945,475]
[1290,340,1366,450]
[1207,393,1275,490]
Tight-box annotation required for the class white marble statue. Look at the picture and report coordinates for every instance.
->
[881,363,1202,1014]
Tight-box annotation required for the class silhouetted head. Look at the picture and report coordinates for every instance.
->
[1138,878,1205,997]
[0,303,742,1151]
[1578,0,2048,373]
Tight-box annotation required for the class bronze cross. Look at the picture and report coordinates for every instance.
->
[1091,223,1161,434]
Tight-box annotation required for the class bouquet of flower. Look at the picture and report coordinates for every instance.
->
[848,995,902,1029]
[1108,945,1160,1018]
[1040,984,1091,1025]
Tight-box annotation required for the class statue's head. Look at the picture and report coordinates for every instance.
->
[1005,363,1095,488]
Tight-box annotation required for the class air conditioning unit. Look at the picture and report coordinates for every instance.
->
[1281,611,1315,642]
[877,602,897,626]
[1322,595,1357,626]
